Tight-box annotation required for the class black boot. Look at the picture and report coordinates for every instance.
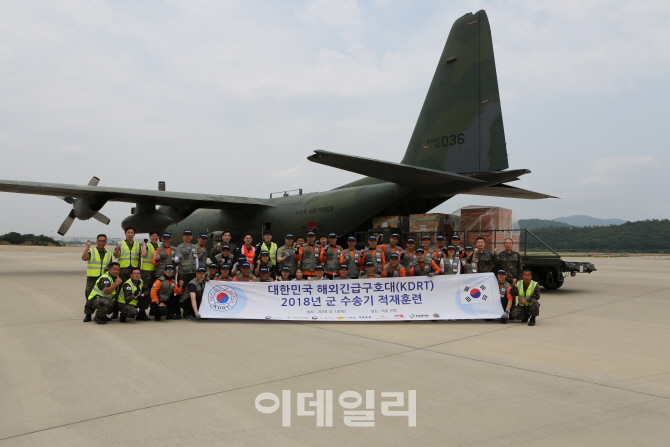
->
[83,314,92,322]
[94,312,107,324]
[528,316,536,326]
[149,304,155,316]
[110,311,118,319]
[501,317,507,324]
[155,314,162,321]
[136,309,149,321]
[120,314,127,323]
[521,314,529,323]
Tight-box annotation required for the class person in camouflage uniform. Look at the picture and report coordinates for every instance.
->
[495,238,523,284]
[117,267,146,322]
[473,236,497,273]
[84,262,122,324]
[509,268,540,326]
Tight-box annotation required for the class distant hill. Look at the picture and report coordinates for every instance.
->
[529,219,669,252]
[0,232,62,246]
[552,215,627,227]
[518,219,572,230]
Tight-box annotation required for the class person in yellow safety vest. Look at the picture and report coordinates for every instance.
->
[117,267,147,322]
[254,230,278,266]
[84,262,122,324]
[140,231,160,294]
[82,234,112,303]
[509,268,540,326]
[114,227,141,282]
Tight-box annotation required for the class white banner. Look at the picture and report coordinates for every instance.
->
[198,273,503,321]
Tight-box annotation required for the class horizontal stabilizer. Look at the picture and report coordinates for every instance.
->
[308,150,484,186]
[461,184,557,200]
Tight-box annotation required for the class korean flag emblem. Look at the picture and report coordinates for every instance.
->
[460,282,493,305]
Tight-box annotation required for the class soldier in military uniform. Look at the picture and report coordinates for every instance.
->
[319,233,343,279]
[209,229,237,265]
[117,267,146,322]
[509,268,540,326]
[84,262,122,324]
[333,264,349,280]
[341,236,361,279]
[495,238,523,284]
[381,253,406,277]
[182,266,207,321]
[276,234,298,277]
[497,269,519,324]
[358,235,385,276]
[473,236,497,273]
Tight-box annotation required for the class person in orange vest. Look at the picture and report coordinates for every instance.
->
[277,265,292,281]
[381,253,406,277]
[254,265,274,282]
[319,233,343,279]
[218,264,233,282]
[333,264,349,280]
[340,236,361,279]
[234,262,255,282]
[309,264,329,281]
[149,264,183,321]
[296,231,319,278]
[360,261,380,279]
[450,235,463,257]
[380,233,403,264]
[408,248,440,276]
[358,235,385,276]
[238,233,255,264]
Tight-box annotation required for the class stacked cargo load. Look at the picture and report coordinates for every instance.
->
[371,216,409,230]
[409,213,453,243]
[447,206,519,251]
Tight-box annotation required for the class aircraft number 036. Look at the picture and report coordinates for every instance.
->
[425,133,465,148]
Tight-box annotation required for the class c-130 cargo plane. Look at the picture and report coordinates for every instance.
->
[0,10,553,245]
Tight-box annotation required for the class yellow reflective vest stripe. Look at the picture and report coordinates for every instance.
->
[88,273,117,300]
[517,280,538,306]
[261,242,278,265]
[86,249,112,277]
[118,240,141,268]
[141,242,159,271]
[118,278,143,305]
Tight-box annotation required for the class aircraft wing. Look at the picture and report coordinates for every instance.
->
[462,183,557,200]
[307,150,484,186]
[0,179,272,209]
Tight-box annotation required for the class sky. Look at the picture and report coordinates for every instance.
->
[1,0,669,238]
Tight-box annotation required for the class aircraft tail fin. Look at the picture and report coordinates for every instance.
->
[401,10,508,174]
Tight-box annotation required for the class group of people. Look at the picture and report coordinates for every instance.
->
[82,227,539,326]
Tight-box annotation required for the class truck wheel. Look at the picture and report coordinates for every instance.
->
[544,270,557,289]
[555,275,565,289]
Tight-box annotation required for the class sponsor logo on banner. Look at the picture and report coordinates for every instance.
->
[207,284,239,312]
[265,316,272,319]
[394,314,404,318]
[459,282,493,304]
[433,313,440,318]
[312,316,318,320]
[336,317,345,320]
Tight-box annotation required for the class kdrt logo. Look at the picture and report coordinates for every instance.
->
[207,284,239,312]
[459,283,493,305]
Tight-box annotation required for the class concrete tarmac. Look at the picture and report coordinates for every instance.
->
[0,246,668,446]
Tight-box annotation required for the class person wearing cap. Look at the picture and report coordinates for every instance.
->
[277,265,292,281]
[380,233,404,267]
[150,264,183,321]
[420,236,436,262]
[175,229,198,297]
[495,238,523,285]
[82,233,112,305]
[319,233,343,279]
[182,266,207,321]
[234,262,255,282]
[309,265,329,281]
[277,234,298,278]
[196,233,209,268]
[333,264,349,280]
[218,264,233,282]
[461,245,478,274]
[381,253,406,277]
[254,265,274,282]
[360,261,380,279]
[255,250,276,278]
[443,245,460,275]
[474,236,497,274]
[84,261,122,324]
[254,230,277,266]
[450,235,463,257]
[209,229,237,265]
[140,231,160,295]
[292,267,306,281]
[215,244,235,268]
[206,263,221,281]
[509,268,540,326]
[497,269,518,324]
[152,233,177,278]
[238,233,255,265]
[295,231,319,278]
[434,235,447,259]
[358,235,385,275]
[408,248,440,277]
[231,254,248,277]
[402,238,418,270]
[340,236,361,279]
[117,267,148,322]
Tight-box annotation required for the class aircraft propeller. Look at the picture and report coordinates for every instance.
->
[57,176,111,236]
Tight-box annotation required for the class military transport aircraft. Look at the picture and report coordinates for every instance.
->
[0,10,553,246]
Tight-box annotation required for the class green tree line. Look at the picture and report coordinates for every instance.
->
[527,219,670,253]
[0,232,62,246]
